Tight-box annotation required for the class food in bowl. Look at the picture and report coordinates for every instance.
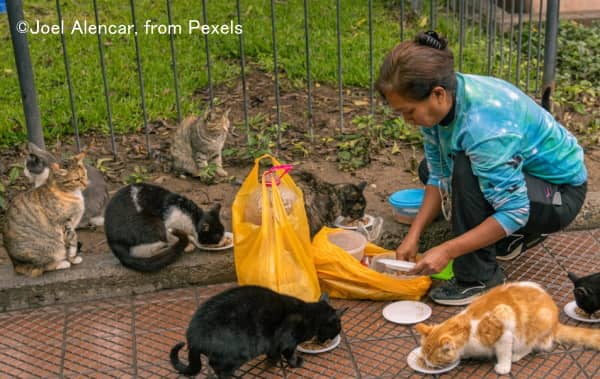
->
[339,215,370,227]
[298,337,335,351]
[575,306,600,320]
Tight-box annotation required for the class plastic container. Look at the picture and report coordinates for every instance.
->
[388,188,425,224]
[328,230,367,262]
[431,259,454,280]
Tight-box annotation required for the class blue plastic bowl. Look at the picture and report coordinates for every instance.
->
[388,188,425,224]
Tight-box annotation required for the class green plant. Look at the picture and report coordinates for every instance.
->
[197,163,219,185]
[124,165,150,184]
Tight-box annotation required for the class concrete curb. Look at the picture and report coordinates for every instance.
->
[2,192,600,312]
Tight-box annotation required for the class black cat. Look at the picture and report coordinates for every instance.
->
[293,170,367,237]
[170,285,346,378]
[568,271,600,315]
[104,183,224,272]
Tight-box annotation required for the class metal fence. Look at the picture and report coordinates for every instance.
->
[6,0,559,156]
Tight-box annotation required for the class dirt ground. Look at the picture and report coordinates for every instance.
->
[1,70,599,267]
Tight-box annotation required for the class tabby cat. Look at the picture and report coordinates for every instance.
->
[104,183,224,272]
[4,153,88,277]
[24,142,109,228]
[293,170,367,237]
[415,281,600,375]
[171,107,230,178]
[170,285,346,379]
[568,271,600,315]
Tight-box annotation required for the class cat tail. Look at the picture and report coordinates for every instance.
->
[555,324,600,350]
[170,342,202,375]
[113,229,189,272]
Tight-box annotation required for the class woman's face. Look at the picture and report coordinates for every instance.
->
[384,87,451,128]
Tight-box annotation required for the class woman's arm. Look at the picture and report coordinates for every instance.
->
[396,184,442,260]
[408,215,506,275]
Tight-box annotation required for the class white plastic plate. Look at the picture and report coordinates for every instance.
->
[296,334,341,354]
[198,232,234,251]
[382,301,431,325]
[563,301,600,323]
[377,258,416,272]
[333,214,374,230]
[407,347,460,374]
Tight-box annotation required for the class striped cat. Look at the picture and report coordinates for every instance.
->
[24,142,109,228]
[4,153,88,277]
[170,107,230,178]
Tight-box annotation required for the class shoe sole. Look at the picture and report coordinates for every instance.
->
[430,292,484,306]
[496,235,548,262]
[496,243,523,261]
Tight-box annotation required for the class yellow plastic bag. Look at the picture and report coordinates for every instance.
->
[232,155,320,302]
[312,227,431,301]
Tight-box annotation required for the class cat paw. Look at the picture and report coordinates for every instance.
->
[56,261,72,270]
[287,354,303,368]
[494,362,511,375]
[184,243,195,253]
[215,167,228,177]
[70,256,83,265]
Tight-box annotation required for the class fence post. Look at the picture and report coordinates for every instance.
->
[542,0,559,111]
[6,0,44,148]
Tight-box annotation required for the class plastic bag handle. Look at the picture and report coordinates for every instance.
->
[263,164,293,187]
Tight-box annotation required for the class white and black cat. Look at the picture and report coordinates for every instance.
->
[170,285,346,379]
[24,142,109,228]
[568,271,600,315]
[104,183,224,272]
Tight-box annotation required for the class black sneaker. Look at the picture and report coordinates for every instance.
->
[429,269,506,306]
[496,233,547,261]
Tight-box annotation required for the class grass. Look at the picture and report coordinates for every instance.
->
[0,1,585,147]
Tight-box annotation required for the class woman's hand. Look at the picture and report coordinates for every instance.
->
[407,244,452,276]
[395,237,419,262]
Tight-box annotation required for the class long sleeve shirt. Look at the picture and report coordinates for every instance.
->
[421,73,587,235]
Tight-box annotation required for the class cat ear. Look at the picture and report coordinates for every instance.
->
[568,272,580,283]
[335,307,349,317]
[575,287,590,297]
[357,181,368,192]
[209,203,221,214]
[415,323,433,336]
[50,162,60,171]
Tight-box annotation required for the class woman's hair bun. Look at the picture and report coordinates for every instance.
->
[415,30,448,50]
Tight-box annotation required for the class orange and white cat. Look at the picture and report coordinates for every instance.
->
[415,281,600,375]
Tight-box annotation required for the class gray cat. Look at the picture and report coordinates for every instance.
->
[24,142,109,228]
[5,153,87,277]
[170,107,230,178]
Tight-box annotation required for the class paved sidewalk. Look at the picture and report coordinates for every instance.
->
[1,229,599,378]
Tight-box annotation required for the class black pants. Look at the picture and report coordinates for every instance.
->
[418,152,587,283]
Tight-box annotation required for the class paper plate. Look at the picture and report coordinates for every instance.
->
[296,334,341,354]
[382,301,431,325]
[407,347,460,374]
[377,258,416,272]
[563,301,600,323]
[333,214,374,230]
[198,232,234,251]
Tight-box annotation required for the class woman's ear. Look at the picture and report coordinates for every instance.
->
[431,86,447,104]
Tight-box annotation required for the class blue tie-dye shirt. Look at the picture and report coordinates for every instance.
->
[421,73,587,235]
